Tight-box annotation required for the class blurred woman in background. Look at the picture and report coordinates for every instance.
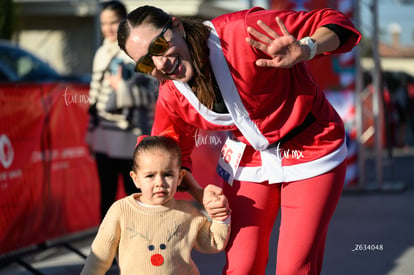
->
[87,0,157,220]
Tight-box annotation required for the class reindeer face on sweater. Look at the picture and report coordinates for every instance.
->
[127,221,182,267]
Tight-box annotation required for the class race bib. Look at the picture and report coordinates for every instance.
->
[216,137,246,185]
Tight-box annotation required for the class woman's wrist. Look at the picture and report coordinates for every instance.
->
[183,172,204,203]
[187,185,203,204]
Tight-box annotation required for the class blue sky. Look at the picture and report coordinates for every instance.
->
[360,0,414,46]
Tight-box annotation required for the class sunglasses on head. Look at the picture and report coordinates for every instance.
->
[135,19,172,74]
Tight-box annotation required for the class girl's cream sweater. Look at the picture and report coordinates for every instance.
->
[81,194,230,275]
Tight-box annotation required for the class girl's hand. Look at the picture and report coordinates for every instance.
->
[203,184,231,222]
[245,17,308,68]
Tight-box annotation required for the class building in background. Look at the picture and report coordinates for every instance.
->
[10,0,414,76]
[10,0,263,76]
[362,25,414,75]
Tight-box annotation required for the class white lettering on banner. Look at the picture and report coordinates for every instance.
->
[52,162,69,170]
[193,129,223,147]
[61,147,86,159]
[0,169,23,183]
[63,87,91,106]
[8,169,22,179]
[31,151,42,162]
[0,134,21,185]
[0,134,14,169]
[31,147,87,163]
[31,149,60,162]
[0,172,7,181]
[1,146,86,184]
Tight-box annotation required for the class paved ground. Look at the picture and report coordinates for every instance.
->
[1,148,413,275]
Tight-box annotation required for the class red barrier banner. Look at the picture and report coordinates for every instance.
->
[0,83,100,255]
[0,82,225,256]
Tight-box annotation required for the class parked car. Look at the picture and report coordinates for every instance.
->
[0,40,100,256]
[0,39,90,83]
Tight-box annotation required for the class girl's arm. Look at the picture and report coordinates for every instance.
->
[182,172,231,221]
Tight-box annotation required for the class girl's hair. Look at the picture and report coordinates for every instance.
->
[100,0,127,18]
[118,5,217,109]
[132,136,182,171]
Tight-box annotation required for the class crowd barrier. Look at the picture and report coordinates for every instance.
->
[0,82,226,261]
[0,82,100,256]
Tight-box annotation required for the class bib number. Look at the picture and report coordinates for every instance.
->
[216,137,246,185]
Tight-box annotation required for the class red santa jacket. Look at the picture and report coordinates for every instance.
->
[152,7,361,183]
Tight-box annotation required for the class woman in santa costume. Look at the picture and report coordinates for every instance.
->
[118,5,361,274]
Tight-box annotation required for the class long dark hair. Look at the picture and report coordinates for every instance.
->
[118,5,217,109]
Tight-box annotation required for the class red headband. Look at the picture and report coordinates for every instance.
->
[135,135,149,148]
[135,132,180,148]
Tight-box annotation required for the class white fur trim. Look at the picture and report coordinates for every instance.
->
[234,140,348,183]
[204,21,270,151]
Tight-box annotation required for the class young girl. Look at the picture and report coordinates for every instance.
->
[81,135,231,275]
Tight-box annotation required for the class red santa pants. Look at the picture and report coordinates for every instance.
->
[222,161,346,275]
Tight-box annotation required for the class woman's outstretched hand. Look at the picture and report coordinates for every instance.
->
[246,17,309,68]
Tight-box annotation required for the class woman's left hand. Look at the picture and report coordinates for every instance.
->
[203,184,231,221]
[245,17,308,68]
